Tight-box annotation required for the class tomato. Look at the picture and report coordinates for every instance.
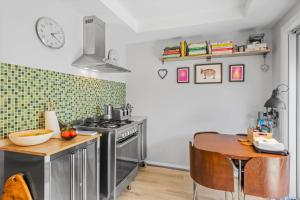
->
[69,130,77,137]
[62,131,70,138]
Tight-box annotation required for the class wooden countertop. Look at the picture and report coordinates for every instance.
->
[0,134,101,157]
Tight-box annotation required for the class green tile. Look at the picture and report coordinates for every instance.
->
[0,62,126,137]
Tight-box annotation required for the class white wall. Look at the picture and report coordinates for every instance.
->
[272,2,300,198]
[272,1,300,142]
[0,0,127,82]
[126,31,273,169]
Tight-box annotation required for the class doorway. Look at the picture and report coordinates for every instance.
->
[288,29,300,198]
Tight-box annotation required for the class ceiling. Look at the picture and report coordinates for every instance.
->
[100,0,248,32]
[65,0,299,43]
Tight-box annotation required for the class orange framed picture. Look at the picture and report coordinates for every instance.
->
[194,63,222,84]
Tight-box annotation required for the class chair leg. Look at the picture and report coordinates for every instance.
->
[193,182,198,200]
[225,192,228,200]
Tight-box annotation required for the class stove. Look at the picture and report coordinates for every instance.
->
[81,118,134,129]
[75,117,139,200]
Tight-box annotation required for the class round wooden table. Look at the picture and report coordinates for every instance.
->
[193,133,284,200]
[194,133,283,160]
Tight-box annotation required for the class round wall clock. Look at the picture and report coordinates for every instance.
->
[35,17,65,49]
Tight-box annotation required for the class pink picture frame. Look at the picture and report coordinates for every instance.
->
[177,67,190,83]
[229,64,245,82]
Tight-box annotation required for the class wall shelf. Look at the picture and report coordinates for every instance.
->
[160,49,271,63]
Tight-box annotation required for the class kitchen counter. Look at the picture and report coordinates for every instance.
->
[0,134,101,157]
[0,134,101,199]
[130,115,147,122]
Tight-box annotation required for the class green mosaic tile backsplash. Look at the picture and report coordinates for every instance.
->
[0,62,126,138]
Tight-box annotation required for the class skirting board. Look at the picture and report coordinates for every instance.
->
[146,160,189,171]
[145,160,239,178]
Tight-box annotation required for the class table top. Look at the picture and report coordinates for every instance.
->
[194,133,283,160]
[0,134,101,157]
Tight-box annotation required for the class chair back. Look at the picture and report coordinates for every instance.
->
[194,131,220,139]
[244,155,290,198]
[189,142,234,192]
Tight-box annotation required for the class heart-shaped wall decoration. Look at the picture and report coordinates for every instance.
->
[158,69,168,79]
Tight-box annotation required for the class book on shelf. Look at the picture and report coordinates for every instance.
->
[188,41,208,56]
[163,49,180,55]
[245,43,268,52]
[212,47,233,52]
[211,41,233,48]
[162,44,181,58]
[180,40,188,57]
[188,51,207,56]
[162,54,181,59]
[212,51,234,55]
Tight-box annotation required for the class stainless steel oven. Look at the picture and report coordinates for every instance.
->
[75,118,139,200]
[115,126,139,196]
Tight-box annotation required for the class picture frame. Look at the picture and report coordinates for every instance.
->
[229,64,245,82]
[177,67,190,83]
[194,63,222,84]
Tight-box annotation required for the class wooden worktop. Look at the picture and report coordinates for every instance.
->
[0,134,101,157]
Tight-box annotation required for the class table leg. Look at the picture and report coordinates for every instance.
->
[238,160,242,200]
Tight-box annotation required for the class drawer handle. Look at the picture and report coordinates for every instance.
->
[71,154,75,200]
[83,149,87,200]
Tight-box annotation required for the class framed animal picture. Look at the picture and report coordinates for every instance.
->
[194,63,222,84]
[229,64,245,82]
[177,67,189,83]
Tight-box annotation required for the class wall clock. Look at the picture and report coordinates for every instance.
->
[35,17,65,49]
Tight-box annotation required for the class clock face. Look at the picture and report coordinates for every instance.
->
[36,17,65,49]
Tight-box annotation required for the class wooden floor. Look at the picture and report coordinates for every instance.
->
[118,166,265,200]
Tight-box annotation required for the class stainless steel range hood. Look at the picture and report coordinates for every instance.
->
[72,16,130,73]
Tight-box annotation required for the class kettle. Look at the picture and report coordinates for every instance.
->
[104,104,113,120]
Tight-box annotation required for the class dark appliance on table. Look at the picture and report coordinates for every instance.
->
[75,116,139,200]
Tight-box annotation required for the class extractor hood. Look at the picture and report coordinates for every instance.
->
[72,16,130,73]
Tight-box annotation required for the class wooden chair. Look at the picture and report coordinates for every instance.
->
[2,173,33,200]
[243,155,290,199]
[194,131,220,139]
[189,142,234,200]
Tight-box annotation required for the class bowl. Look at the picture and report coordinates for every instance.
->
[8,129,54,146]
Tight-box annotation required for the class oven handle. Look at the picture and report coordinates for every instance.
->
[117,135,138,148]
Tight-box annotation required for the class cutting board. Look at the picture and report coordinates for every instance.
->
[1,173,33,200]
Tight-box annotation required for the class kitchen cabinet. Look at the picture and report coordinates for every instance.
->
[50,141,98,200]
[85,142,99,200]
[50,151,72,200]
[0,136,100,200]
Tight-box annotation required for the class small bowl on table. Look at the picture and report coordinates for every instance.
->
[8,129,54,146]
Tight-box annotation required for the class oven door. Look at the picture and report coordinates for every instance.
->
[116,133,139,186]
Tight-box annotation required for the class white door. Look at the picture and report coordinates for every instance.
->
[297,33,300,198]
[289,31,300,198]
[287,32,299,198]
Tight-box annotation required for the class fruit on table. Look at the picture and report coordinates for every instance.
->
[61,131,70,138]
[61,129,77,140]
[69,130,77,137]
